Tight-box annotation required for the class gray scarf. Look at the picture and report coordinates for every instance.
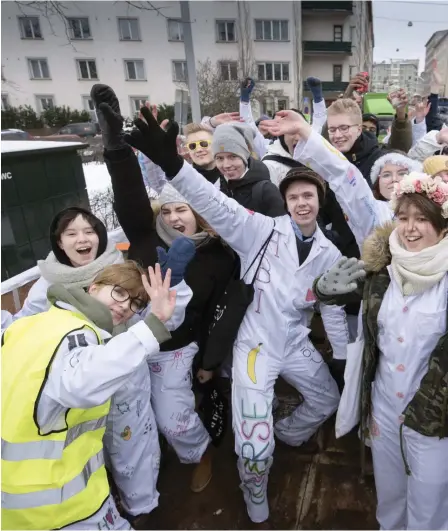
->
[37,241,123,289]
[155,214,212,248]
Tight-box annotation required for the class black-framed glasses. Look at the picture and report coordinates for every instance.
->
[111,285,146,314]
[328,124,359,135]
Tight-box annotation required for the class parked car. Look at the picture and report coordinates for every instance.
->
[1,129,34,140]
[56,122,97,138]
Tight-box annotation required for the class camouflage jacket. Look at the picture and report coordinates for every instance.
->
[314,222,448,440]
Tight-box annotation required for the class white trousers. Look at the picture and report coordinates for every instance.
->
[232,337,340,523]
[104,364,160,516]
[149,342,210,464]
[371,384,448,530]
[63,495,131,530]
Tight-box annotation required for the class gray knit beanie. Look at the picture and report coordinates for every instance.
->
[211,123,255,165]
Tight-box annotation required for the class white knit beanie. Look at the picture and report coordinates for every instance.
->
[370,152,423,186]
[211,123,255,164]
[158,183,188,206]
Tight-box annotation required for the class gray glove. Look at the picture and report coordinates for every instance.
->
[317,257,366,296]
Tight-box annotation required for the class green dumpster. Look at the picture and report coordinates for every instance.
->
[1,140,89,280]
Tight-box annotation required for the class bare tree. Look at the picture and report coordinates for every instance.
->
[88,186,119,231]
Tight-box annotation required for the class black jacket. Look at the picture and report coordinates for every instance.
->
[105,147,236,357]
[193,163,222,185]
[219,158,286,217]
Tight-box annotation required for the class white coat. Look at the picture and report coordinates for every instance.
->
[407,125,447,162]
[169,161,346,522]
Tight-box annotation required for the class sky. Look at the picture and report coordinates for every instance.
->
[372,0,448,73]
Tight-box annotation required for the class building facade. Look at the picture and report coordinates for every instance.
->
[372,59,419,96]
[1,1,374,119]
[424,30,448,98]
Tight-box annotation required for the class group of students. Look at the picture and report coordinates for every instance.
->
[1,70,447,531]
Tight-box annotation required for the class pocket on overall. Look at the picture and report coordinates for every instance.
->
[233,339,269,392]
[161,346,197,392]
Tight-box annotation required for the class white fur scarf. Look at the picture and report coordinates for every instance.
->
[389,229,448,296]
[37,241,123,289]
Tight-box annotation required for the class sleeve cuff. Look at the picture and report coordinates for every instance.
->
[143,314,171,344]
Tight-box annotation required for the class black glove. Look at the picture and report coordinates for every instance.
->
[90,84,125,151]
[123,106,183,178]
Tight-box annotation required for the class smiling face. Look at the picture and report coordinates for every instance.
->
[284,132,301,155]
[186,131,214,169]
[396,202,445,252]
[327,112,362,153]
[284,181,319,235]
[215,152,246,180]
[58,214,99,267]
[378,163,410,200]
[161,202,198,236]
[88,284,134,326]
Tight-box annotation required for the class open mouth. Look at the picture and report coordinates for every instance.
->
[406,236,421,243]
[173,225,185,233]
[297,210,311,216]
[76,246,92,256]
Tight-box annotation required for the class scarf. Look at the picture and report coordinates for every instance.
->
[155,214,212,248]
[389,229,448,296]
[37,240,123,289]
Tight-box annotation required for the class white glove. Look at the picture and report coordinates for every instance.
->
[317,257,366,296]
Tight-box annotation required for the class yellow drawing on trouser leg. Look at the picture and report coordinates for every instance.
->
[247,343,263,384]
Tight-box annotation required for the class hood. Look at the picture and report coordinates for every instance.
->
[362,113,380,137]
[361,221,395,273]
[347,131,379,164]
[265,138,294,160]
[193,163,222,185]
[47,284,114,334]
[225,158,271,190]
[50,207,108,267]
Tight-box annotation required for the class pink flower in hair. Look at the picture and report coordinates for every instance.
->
[414,180,422,193]
[429,188,446,205]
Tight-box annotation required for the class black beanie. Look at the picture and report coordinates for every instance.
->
[49,207,108,266]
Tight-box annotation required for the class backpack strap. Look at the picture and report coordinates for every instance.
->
[242,224,276,285]
[262,154,306,168]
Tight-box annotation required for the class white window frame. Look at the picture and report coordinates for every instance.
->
[82,95,95,111]
[216,20,236,42]
[28,58,50,79]
[257,62,290,82]
[277,97,289,111]
[124,59,146,81]
[130,96,148,116]
[35,94,55,112]
[167,18,183,42]
[18,16,42,39]
[118,18,141,41]
[2,93,10,110]
[219,61,238,81]
[76,59,98,80]
[68,17,91,39]
[255,20,289,41]
[172,60,188,82]
[334,25,343,42]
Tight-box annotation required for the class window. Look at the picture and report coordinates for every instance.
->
[76,59,98,80]
[349,65,356,78]
[333,64,343,82]
[82,95,95,111]
[168,19,183,41]
[219,61,238,81]
[130,96,148,115]
[334,25,343,42]
[255,20,288,41]
[216,20,236,42]
[68,18,91,39]
[118,18,140,40]
[2,93,10,110]
[36,95,54,112]
[19,17,42,39]
[350,25,356,42]
[28,58,50,79]
[172,61,187,82]
[125,60,146,80]
[277,98,288,111]
[257,62,289,82]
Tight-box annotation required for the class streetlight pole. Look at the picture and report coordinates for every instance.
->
[181,1,201,122]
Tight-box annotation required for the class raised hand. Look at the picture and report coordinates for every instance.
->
[210,112,241,127]
[142,264,177,323]
[240,77,255,103]
[90,84,125,150]
[124,106,183,178]
[156,236,196,287]
[414,99,431,124]
[260,110,311,139]
[316,257,366,296]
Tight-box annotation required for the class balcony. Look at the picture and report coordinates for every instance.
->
[301,1,353,13]
[303,81,349,93]
[303,41,352,54]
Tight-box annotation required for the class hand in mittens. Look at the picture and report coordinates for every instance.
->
[90,84,125,150]
[156,237,196,287]
[240,77,255,103]
[124,106,183,178]
[316,257,366,296]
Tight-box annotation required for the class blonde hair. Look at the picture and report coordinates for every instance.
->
[183,122,213,138]
[92,261,148,304]
[327,98,362,123]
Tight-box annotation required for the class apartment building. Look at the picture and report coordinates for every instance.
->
[1,1,374,118]
[372,59,419,95]
[424,30,448,97]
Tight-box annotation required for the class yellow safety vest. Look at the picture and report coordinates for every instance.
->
[1,306,111,530]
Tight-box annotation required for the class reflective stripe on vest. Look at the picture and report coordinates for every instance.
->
[1,416,107,461]
[2,450,104,510]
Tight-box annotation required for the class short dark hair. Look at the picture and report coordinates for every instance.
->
[395,193,448,234]
[54,209,102,243]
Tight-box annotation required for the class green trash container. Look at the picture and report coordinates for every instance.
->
[1,140,89,280]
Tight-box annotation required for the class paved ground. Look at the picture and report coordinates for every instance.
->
[136,380,378,530]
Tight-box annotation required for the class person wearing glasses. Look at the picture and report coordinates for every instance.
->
[1,260,180,530]
[91,84,236,495]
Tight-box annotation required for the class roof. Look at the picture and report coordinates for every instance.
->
[1,140,88,156]
[425,29,448,48]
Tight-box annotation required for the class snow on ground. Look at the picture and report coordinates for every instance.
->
[83,162,112,194]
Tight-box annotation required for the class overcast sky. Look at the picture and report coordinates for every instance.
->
[372,0,448,72]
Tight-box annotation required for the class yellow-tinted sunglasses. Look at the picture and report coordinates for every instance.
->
[188,140,212,151]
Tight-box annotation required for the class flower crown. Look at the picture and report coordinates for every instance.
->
[389,171,448,219]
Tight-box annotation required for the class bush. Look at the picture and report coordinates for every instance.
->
[1,105,43,129]
[41,106,92,127]
[157,104,175,123]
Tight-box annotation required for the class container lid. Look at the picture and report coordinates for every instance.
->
[1,140,89,157]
